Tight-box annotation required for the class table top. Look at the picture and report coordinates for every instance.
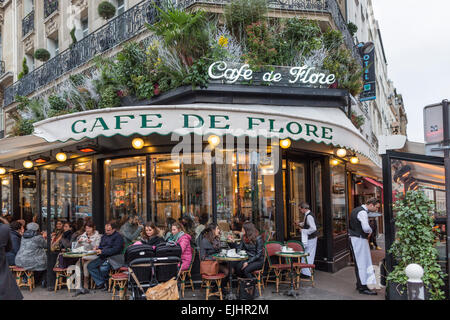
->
[212,253,248,262]
[275,251,308,258]
[62,251,97,258]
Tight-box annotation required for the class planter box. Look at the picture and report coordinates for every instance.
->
[386,282,408,300]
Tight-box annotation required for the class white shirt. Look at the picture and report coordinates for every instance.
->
[357,205,372,234]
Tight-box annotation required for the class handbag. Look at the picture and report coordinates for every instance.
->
[145,278,179,300]
[238,277,256,300]
[200,260,219,275]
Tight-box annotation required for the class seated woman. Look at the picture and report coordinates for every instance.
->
[167,222,192,273]
[50,220,64,252]
[136,222,164,246]
[15,222,48,287]
[200,223,229,277]
[228,221,264,279]
[72,220,102,289]
[164,218,176,241]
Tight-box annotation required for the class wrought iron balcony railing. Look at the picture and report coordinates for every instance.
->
[44,0,59,18]
[22,11,35,37]
[4,0,158,107]
[0,61,5,75]
[177,0,328,11]
[4,0,358,108]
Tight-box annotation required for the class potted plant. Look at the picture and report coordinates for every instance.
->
[18,57,29,80]
[34,48,51,62]
[347,22,358,37]
[387,190,446,300]
[98,1,116,20]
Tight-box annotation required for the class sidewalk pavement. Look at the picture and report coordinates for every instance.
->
[21,265,385,301]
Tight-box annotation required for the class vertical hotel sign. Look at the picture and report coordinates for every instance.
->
[360,48,376,102]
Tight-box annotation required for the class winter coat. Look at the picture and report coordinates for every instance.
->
[177,233,193,271]
[98,231,124,260]
[0,223,23,300]
[230,235,264,265]
[199,237,220,261]
[120,222,143,244]
[59,230,73,250]
[15,230,47,271]
[6,229,21,266]
[75,231,102,251]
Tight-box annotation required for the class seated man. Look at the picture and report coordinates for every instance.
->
[88,221,124,290]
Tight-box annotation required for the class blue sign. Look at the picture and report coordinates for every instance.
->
[360,50,376,102]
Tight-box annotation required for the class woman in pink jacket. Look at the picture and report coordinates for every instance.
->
[168,222,192,272]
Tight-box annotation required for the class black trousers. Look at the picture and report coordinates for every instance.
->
[234,261,263,279]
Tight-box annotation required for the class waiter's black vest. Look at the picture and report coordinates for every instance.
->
[349,206,370,239]
[304,212,318,240]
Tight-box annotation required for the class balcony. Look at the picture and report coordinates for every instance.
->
[22,11,35,37]
[4,0,358,108]
[44,0,59,19]
[0,61,5,75]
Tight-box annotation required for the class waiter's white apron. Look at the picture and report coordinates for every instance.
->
[350,236,376,285]
[301,236,317,276]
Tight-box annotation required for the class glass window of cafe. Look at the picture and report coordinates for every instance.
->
[104,154,212,230]
[104,149,275,237]
[391,159,447,274]
[331,161,347,237]
[40,161,92,231]
[1,175,11,217]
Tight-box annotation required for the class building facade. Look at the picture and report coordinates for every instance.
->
[0,0,405,273]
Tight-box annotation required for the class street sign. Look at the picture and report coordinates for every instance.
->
[424,103,445,145]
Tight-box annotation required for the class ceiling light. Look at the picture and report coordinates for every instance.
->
[56,152,67,162]
[336,148,347,158]
[330,159,339,166]
[1,179,9,186]
[105,159,111,165]
[132,138,145,149]
[0,167,6,175]
[279,138,291,149]
[77,144,98,153]
[34,156,50,164]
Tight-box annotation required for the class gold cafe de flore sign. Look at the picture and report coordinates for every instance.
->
[32,104,379,166]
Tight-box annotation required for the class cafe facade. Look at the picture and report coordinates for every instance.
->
[0,81,382,273]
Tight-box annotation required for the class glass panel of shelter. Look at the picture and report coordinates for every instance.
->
[19,173,37,224]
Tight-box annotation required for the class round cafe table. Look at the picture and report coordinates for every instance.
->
[275,251,309,298]
[62,251,97,296]
[212,253,248,300]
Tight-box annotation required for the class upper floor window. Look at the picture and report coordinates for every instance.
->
[81,17,89,38]
[115,0,125,15]
[24,0,34,16]
[47,37,59,58]
[25,53,35,72]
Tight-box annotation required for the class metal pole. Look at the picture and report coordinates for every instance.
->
[406,264,425,300]
[443,99,450,298]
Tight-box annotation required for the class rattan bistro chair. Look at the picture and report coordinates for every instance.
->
[179,247,196,297]
[264,241,290,293]
[287,240,315,288]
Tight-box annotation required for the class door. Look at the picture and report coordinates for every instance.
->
[287,160,307,239]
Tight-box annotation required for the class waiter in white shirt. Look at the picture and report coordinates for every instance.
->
[296,202,318,278]
[348,197,380,295]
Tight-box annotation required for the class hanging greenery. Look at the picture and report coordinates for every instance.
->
[8,4,365,136]
[70,27,77,48]
[347,22,358,37]
[18,58,29,80]
[98,1,116,20]
[387,190,446,300]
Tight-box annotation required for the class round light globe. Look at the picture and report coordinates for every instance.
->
[280,139,291,149]
[56,152,67,162]
[350,156,360,164]
[1,179,9,186]
[23,160,34,169]
[132,138,145,150]
[0,167,6,175]
[405,264,424,283]
[208,135,221,147]
[336,148,347,158]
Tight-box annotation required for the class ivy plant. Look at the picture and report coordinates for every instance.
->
[387,190,446,300]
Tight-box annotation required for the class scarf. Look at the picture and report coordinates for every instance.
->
[168,231,185,243]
